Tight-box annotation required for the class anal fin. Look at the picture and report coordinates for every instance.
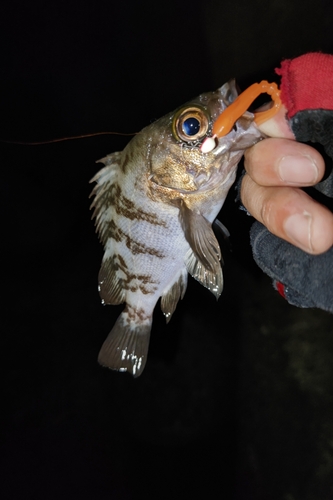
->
[98,307,152,377]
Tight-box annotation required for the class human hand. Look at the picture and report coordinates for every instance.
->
[241,105,333,255]
[239,53,333,312]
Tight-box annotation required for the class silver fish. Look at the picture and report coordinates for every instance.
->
[90,81,262,377]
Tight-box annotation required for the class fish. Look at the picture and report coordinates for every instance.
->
[90,80,262,377]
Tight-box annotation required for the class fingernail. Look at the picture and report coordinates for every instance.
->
[283,212,313,252]
[278,155,318,184]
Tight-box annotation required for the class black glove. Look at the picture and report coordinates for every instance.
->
[251,221,333,313]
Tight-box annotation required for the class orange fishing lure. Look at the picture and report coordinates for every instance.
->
[213,80,281,137]
[201,81,281,153]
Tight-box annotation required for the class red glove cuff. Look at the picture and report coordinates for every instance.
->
[276,52,333,118]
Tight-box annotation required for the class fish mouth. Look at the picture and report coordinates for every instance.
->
[212,112,262,155]
[192,112,263,192]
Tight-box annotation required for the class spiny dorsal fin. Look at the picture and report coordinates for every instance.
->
[160,268,188,323]
[89,152,122,246]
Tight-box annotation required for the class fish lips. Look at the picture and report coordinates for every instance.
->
[212,113,263,156]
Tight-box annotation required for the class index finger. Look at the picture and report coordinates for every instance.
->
[256,104,295,139]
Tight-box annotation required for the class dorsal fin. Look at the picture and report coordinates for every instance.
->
[89,152,122,246]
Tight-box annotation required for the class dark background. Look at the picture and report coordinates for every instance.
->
[1,1,333,499]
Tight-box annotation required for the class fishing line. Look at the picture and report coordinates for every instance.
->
[0,131,137,146]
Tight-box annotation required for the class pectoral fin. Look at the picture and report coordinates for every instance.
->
[177,200,223,298]
[213,219,230,241]
[185,248,223,298]
[178,200,221,270]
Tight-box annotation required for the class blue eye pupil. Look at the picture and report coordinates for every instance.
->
[182,117,200,136]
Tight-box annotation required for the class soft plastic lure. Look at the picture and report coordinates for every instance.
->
[201,81,281,153]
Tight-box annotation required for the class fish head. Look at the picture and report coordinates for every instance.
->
[146,80,263,198]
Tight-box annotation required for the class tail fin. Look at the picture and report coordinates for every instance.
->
[98,307,152,377]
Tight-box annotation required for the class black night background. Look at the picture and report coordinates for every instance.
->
[1,1,333,499]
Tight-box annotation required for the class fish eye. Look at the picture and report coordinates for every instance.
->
[182,117,200,136]
[173,106,209,143]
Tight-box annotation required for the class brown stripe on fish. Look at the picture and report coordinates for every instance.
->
[125,305,151,323]
[128,277,159,295]
[101,254,159,295]
[119,284,158,294]
[116,256,159,294]
[99,219,122,245]
[105,220,165,258]
[128,238,165,258]
[90,182,117,222]
[116,253,127,269]
[113,254,158,286]
[113,184,166,226]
